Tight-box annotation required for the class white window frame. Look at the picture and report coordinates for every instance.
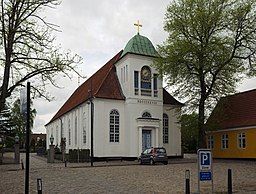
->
[238,132,246,149]
[163,113,169,144]
[207,135,214,149]
[68,119,71,146]
[221,134,229,149]
[109,109,120,143]
[75,116,78,145]
[83,112,86,144]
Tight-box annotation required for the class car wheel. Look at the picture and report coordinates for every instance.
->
[150,158,155,165]
[164,161,168,165]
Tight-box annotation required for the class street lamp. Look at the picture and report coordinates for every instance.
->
[15,134,19,144]
[50,135,54,145]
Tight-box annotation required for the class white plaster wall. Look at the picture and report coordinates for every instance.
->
[125,98,163,157]
[93,98,126,157]
[163,105,182,156]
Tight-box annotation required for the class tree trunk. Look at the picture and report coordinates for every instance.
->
[198,70,207,149]
[198,97,206,149]
[0,25,14,112]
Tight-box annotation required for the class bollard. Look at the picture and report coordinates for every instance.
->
[228,169,232,194]
[21,159,24,170]
[37,178,42,194]
[65,159,67,167]
[185,169,190,194]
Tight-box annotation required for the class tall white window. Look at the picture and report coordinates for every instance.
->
[221,134,229,149]
[163,114,169,144]
[207,135,214,149]
[134,71,139,95]
[238,132,246,149]
[75,116,78,145]
[83,112,86,144]
[68,119,71,145]
[153,74,158,97]
[109,109,120,143]
[125,65,128,82]
[56,126,58,146]
[61,120,64,138]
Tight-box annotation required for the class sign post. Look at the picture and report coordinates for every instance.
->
[198,149,213,193]
[21,82,30,194]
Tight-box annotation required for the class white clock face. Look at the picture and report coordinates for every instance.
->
[141,67,151,80]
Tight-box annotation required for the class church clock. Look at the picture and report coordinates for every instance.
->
[141,66,151,80]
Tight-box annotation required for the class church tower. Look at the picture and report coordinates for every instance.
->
[115,33,161,102]
[114,31,166,154]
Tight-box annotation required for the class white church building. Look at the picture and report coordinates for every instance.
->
[45,32,183,159]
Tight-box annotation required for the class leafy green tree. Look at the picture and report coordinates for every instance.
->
[181,113,198,153]
[10,99,36,148]
[0,0,82,112]
[154,0,256,148]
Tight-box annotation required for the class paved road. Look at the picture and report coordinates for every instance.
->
[1,153,256,193]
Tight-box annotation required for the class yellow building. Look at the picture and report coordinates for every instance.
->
[206,89,256,159]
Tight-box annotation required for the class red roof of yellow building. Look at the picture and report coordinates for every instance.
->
[206,89,256,130]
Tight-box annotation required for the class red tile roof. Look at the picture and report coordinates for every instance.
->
[163,88,184,106]
[47,51,124,124]
[206,89,256,130]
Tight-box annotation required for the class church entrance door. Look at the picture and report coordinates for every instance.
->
[142,130,151,151]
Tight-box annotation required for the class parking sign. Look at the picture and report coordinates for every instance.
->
[197,149,213,193]
[199,151,211,171]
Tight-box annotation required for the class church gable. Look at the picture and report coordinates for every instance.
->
[95,66,125,100]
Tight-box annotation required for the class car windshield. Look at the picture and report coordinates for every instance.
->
[156,148,166,153]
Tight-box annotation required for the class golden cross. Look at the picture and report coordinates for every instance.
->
[134,20,142,34]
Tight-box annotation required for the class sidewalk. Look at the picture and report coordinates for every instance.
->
[1,153,256,193]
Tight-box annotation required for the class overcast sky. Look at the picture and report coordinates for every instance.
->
[33,0,256,134]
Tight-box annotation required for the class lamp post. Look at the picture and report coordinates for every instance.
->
[48,135,55,163]
[61,137,66,162]
[15,134,19,144]
[0,137,3,164]
[14,134,20,164]
[50,135,54,145]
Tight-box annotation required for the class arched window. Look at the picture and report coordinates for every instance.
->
[141,66,151,96]
[109,109,120,142]
[68,119,71,145]
[163,113,169,144]
[56,126,58,146]
[83,112,86,144]
[142,111,152,118]
[75,116,78,145]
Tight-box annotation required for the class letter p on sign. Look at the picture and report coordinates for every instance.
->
[201,153,210,165]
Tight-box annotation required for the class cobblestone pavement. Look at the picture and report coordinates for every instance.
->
[1,153,256,194]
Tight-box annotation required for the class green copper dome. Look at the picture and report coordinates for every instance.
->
[121,33,159,58]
